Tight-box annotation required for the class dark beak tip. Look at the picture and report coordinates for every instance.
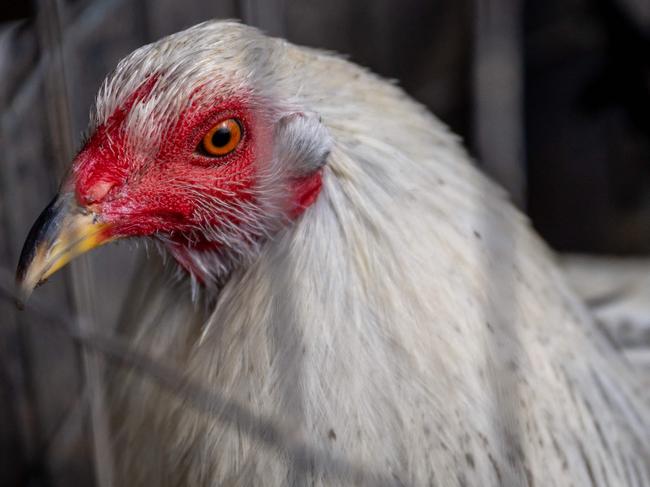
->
[14,195,63,306]
[13,278,34,310]
[15,256,34,309]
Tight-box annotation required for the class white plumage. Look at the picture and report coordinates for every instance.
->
[27,20,650,486]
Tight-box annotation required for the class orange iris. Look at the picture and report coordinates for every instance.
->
[201,119,242,156]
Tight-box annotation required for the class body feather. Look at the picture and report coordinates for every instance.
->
[102,21,650,486]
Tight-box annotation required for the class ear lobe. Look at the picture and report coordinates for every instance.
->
[274,112,332,176]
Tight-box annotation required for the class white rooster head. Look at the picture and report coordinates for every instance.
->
[17,21,332,295]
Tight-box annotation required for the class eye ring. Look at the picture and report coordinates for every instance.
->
[199,118,242,157]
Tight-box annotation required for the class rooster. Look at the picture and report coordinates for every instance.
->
[16,21,650,486]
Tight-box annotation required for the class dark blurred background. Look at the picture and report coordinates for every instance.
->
[0,0,648,486]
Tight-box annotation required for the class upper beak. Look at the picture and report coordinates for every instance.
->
[16,193,113,304]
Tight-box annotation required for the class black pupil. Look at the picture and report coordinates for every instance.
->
[211,126,232,148]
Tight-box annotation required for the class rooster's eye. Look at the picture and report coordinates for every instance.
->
[199,119,242,157]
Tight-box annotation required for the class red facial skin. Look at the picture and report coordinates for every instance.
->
[70,79,322,276]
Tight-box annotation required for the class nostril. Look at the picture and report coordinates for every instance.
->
[84,180,116,204]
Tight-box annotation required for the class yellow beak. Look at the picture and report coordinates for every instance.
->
[16,193,112,303]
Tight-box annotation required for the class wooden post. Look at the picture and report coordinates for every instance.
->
[37,1,115,486]
[472,0,526,208]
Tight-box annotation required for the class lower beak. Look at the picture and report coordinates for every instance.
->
[16,193,113,303]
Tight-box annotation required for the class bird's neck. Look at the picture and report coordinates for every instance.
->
[162,169,324,291]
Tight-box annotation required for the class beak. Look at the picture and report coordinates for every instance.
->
[16,193,113,304]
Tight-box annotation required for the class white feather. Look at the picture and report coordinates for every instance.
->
[96,21,650,486]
